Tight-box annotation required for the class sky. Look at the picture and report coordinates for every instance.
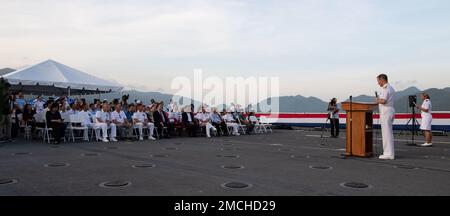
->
[1,0,450,102]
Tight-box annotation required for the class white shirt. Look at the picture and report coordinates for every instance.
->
[421,99,432,118]
[329,104,340,119]
[96,110,110,123]
[379,83,395,109]
[186,112,193,122]
[195,112,211,122]
[168,103,175,112]
[59,111,70,121]
[111,110,127,123]
[132,111,147,123]
[34,100,45,113]
[79,110,93,125]
[174,112,182,121]
[67,109,79,115]
[223,114,236,123]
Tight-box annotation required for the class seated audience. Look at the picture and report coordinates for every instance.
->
[46,103,66,144]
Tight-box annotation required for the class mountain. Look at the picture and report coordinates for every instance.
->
[80,89,203,110]
[257,95,328,113]
[21,86,449,113]
[0,68,15,76]
[75,86,450,113]
[257,86,449,113]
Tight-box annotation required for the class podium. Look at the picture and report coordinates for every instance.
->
[341,102,378,157]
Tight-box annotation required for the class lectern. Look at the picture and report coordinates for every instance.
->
[341,102,378,157]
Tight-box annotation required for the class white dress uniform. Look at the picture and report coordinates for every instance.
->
[111,110,127,124]
[33,99,45,114]
[95,110,117,141]
[67,109,79,116]
[174,112,182,122]
[60,111,70,123]
[420,99,432,131]
[132,111,155,139]
[79,110,93,127]
[379,83,396,158]
[223,113,240,135]
[195,112,215,137]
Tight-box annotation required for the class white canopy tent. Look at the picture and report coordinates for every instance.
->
[1,59,123,96]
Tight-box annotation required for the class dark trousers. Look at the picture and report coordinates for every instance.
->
[245,123,254,134]
[11,122,19,139]
[212,122,227,136]
[330,118,339,137]
[156,123,172,138]
[50,122,65,141]
[184,123,198,137]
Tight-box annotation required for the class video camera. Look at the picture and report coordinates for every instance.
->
[121,94,129,102]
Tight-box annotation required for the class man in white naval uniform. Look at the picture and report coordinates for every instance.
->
[111,104,132,140]
[195,106,217,138]
[95,103,117,143]
[223,110,240,136]
[132,103,156,141]
[376,74,396,160]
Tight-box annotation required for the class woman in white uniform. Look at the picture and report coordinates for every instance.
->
[416,93,432,147]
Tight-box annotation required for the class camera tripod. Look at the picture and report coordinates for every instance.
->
[320,117,330,138]
[401,106,421,145]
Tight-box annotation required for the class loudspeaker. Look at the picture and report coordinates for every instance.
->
[408,95,417,108]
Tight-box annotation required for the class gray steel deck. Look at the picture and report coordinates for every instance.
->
[1,129,449,196]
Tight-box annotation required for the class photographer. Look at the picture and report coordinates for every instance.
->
[121,94,129,111]
[327,98,340,138]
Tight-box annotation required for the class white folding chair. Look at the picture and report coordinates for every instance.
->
[221,116,234,136]
[68,114,89,142]
[249,115,263,134]
[92,115,115,141]
[91,115,102,141]
[17,114,32,139]
[259,116,273,133]
[132,122,146,139]
[236,117,247,135]
[34,113,53,143]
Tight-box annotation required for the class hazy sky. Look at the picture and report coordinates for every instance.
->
[1,0,449,101]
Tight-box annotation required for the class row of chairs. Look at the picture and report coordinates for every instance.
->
[32,113,168,143]
[23,113,273,143]
[249,115,274,134]
[198,115,273,137]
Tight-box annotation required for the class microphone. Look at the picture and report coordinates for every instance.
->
[375,91,378,99]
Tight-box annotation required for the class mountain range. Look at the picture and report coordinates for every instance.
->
[79,86,449,113]
[258,86,450,113]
